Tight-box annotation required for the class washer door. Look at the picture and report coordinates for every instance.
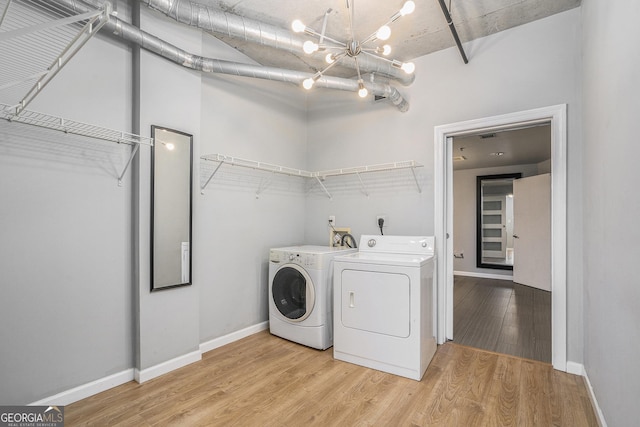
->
[272,264,315,322]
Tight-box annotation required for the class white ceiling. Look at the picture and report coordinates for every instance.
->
[452,124,551,170]
[201,0,581,78]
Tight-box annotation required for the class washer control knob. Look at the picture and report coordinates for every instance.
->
[368,239,376,248]
[422,242,427,247]
[289,254,295,261]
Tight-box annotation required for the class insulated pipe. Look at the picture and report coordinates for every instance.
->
[436,0,468,64]
[52,0,409,112]
[141,0,415,86]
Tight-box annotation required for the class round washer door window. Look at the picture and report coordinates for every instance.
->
[272,264,315,322]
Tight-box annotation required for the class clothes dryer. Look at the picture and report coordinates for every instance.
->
[269,245,357,350]
[333,235,437,380]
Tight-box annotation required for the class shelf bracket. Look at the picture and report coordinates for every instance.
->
[314,176,333,200]
[200,160,225,194]
[0,0,13,29]
[118,143,140,186]
[255,173,274,199]
[410,166,422,193]
[355,172,370,197]
[11,4,110,117]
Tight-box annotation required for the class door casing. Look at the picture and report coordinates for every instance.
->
[434,104,567,371]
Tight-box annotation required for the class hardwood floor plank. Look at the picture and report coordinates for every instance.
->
[454,275,551,362]
[481,354,522,426]
[65,333,597,426]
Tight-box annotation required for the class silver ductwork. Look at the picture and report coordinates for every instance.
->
[141,0,415,87]
[52,0,409,111]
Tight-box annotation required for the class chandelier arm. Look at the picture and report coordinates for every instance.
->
[317,54,345,76]
[361,50,394,65]
[360,30,382,47]
[304,28,346,47]
[354,56,363,81]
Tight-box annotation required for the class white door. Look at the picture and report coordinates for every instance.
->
[513,173,551,291]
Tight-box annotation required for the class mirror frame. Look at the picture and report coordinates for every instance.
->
[476,173,521,270]
[150,125,193,291]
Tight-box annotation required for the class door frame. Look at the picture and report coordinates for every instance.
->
[434,104,567,371]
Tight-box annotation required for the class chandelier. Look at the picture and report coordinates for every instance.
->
[291,1,416,98]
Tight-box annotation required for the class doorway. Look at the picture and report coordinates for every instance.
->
[450,125,551,362]
[434,105,567,371]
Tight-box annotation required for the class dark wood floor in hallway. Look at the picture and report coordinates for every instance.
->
[453,275,551,363]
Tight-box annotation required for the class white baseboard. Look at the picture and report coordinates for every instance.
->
[135,350,202,384]
[583,369,608,427]
[565,361,607,427]
[566,361,585,376]
[454,270,514,281]
[28,322,269,406]
[30,369,135,406]
[200,321,269,354]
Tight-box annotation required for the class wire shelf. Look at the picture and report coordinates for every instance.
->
[0,102,153,146]
[200,153,423,197]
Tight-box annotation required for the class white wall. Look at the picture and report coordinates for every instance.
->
[0,35,133,403]
[305,8,584,362]
[452,164,541,275]
[196,32,308,343]
[135,7,202,371]
[581,0,640,425]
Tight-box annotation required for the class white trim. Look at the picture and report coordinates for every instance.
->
[453,270,514,281]
[566,361,585,376]
[200,321,269,354]
[28,323,270,405]
[29,369,134,406]
[135,350,201,384]
[583,369,608,427]
[434,104,567,371]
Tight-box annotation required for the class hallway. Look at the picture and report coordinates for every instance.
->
[453,275,551,363]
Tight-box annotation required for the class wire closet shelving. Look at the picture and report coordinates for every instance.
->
[201,153,424,199]
[0,0,152,184]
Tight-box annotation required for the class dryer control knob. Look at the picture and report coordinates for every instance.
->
[368,239,376,247]
[422,242,427,247]
[289,254,295,261]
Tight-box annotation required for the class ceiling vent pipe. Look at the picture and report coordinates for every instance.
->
[51,0,409,112]
[140,0,415,87]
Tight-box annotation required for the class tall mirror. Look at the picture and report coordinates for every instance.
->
[476,173,521,270]
[151,126,193,291]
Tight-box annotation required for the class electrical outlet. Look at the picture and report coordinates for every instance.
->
[376,215,387,227]
[328,215,336,225]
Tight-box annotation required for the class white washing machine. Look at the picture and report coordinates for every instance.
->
[269,245,357,350]
[333,235,437,380]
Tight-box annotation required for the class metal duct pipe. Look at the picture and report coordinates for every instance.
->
[141,0,415,86]
[52,0,409,111]
[436,0,468,64]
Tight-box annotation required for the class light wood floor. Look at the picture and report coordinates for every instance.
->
[454,275,551,363]
[66,331,597,426]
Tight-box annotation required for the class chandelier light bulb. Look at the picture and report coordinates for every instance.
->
[302,78,315,90]
[303,40,319,54]
[358,81,368,98]
[400,1,416,16]
[400,61,415,74]
[376,25,391,41]
[382,44,392,56]
[291,19,306,33]
[325,53,335,64]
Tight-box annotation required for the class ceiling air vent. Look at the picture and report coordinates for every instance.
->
[479,133,496,139]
